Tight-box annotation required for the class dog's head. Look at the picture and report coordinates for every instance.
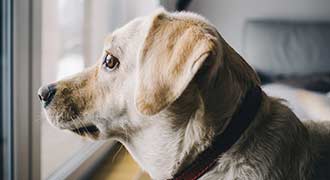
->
[38,10,257,142]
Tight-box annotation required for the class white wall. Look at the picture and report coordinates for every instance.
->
[86,0,159,63]
[188,0,330,54]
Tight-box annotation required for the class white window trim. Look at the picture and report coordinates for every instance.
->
[13,0,41,179]
[47,141,116,180]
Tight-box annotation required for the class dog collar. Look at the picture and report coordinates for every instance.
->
[170,86,262,180]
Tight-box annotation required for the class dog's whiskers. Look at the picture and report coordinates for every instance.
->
[112,144,123,163]
[76,116,92,137]
[72,117,83,136]
[81,118,94,138]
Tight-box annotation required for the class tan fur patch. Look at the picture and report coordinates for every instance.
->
[136,11,216,115]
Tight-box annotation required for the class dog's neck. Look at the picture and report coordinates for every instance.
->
[122,88,246,180]
[122,106,219,180]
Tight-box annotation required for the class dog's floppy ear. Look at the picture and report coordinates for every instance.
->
[135,12,216,116]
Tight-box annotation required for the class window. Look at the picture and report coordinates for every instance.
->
[41,0,158,179]
[41,1,91,177]
[3,0,159,179]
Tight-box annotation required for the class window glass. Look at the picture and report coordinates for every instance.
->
[41,0,158,178]
[41,0,89,178]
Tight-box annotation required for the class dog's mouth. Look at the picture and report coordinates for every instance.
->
[70,124,100,138]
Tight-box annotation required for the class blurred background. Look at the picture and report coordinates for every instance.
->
[1,0,330,180]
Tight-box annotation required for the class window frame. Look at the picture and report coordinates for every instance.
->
[12,0,42,179]
[1,0,13,179]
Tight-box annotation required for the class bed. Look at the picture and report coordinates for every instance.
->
[243,20,330,121]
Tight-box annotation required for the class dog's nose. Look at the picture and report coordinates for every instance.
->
[38,84,57,107]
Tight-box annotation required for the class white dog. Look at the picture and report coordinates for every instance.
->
[38,9,330,180]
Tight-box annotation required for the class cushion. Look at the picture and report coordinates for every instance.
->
[243,20,330,76]
[262,83,330,121]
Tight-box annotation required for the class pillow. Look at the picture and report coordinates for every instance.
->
[258,72,330,93]
[262,83,330,121]
[243,20,330,76]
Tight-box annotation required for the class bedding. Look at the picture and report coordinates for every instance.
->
[244,20,330,121]
[263,83,330,121]
[258,72,330,93]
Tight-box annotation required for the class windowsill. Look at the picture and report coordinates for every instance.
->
[46,140,115,180]
[89,146,151,180]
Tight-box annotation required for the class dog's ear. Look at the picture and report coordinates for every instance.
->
[135,12,216,115]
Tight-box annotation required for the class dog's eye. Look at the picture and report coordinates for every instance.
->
[103,54,119,71]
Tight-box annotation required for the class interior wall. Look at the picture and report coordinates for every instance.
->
[188,0,330,54]
[87,0,158,63]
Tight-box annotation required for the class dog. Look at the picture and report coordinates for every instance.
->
[38,9,330,180]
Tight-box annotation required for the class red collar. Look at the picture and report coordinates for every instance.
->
[170,86,262,180]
